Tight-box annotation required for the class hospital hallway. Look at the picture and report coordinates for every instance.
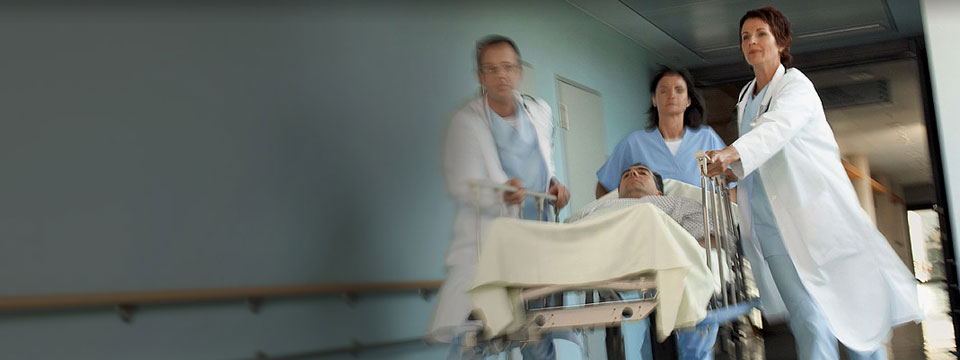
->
[917,281,957,360]
[0,1,959,359]
[755,280,956,360]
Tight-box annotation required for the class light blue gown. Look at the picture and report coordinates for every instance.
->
[741,84,885,360]
[489,101,549,221]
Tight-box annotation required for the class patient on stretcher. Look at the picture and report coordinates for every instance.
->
[570,162,740,359]
[467,161,753,358]
[572,163,709,247]
[470,162,719,343]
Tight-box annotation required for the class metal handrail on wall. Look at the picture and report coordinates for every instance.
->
[247,336,431,360]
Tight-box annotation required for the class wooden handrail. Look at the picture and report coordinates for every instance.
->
[0,280,443,311]
[842,159,903,204]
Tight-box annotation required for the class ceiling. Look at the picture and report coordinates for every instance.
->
[566,0,924,68]
[809,59,930,187]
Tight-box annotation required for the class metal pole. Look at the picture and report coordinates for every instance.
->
[699,158,714,292]
[518,198,524,220]
[719,176,736,305]
[722,182,748,303]
[536,198,544,221]
[708,178,726,307]
[715,179,730,307]
[498,189,504,218]
[720,177,742,304]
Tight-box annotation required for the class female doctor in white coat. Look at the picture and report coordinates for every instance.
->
[427,35,571,359]
[704,7,922,360]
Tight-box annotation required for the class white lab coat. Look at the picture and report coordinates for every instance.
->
[731,64,923,352]
[427,91,557,343]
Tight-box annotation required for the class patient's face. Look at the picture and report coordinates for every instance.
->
[619,165,661,198]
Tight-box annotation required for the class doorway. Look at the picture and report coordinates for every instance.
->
[557,77,605,213]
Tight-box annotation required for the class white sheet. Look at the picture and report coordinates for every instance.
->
[470,204,714,342]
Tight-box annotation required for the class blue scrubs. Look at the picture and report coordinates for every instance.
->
[489,101,550,221]
[490,101,556,359]
[596,126,728,191]
[741,85,884,360]
[741,85,789,258]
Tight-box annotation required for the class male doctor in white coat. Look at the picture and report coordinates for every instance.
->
[427,35,571,360]
[705,7,922,360]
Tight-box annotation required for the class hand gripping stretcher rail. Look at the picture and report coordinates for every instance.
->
[696,150,757,359]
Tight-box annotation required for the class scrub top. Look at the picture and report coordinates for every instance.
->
[597,126,729,190]
[739,84,789,257]
[489,101,549,221]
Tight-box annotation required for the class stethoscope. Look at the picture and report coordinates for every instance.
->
[480,88,535,124]
[737,79,772,129]
[480,89,556,222]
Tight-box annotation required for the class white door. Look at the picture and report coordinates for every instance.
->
[557,78,605,212]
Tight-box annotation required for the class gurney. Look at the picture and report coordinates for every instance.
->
[459,152,758,357]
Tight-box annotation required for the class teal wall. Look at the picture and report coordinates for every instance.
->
[0,1,663,359]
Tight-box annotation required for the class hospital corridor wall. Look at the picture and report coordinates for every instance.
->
[922,0,960,348]
[0,1,664,359]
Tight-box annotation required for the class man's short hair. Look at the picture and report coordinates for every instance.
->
[621,163,664,194]
[476,35,521,68]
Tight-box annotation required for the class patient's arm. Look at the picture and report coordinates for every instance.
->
[596,182,609,199]
[699,235,722,250]
[678,208,723,250]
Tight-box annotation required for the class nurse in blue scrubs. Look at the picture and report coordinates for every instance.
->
[595,67,730,360]
[596,67,729,198]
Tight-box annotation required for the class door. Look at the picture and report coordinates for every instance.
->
[557,78,605,212]
[519,62,535,95]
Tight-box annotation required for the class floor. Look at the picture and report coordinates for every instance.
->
[745,280,956,360]
[918,281,956,360]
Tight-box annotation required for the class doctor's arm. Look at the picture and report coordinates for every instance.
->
[706,77,820,178]
[443,117,509,211]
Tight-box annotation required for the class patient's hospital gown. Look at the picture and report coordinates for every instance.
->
[576,196,703,240]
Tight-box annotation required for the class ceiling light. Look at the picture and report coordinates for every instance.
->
[849,71,876,81]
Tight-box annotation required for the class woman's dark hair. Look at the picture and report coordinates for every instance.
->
[647,67,706,130]
[739,6,793,68]
[475,34,521,68]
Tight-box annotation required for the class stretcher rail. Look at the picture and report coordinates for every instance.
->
[697,150,756,359]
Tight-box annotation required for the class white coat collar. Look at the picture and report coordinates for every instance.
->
[736,63,786,128]
[479,90,532,125]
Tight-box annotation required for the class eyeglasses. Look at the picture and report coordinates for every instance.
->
[479,64,520,74]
